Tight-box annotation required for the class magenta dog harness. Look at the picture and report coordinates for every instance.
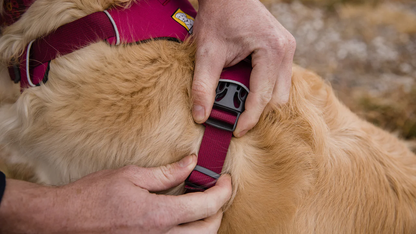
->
[5,0,251,191]
[7,0,197,89]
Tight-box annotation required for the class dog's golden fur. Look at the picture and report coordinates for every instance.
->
[0,0,416,233]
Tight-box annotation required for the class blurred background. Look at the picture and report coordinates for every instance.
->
[262,0,416,151]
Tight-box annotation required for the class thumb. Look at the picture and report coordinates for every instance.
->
[131,155,197,192]
[192,45,225,124]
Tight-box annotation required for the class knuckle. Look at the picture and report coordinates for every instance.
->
[286,34,297,53]
[259,89,273,104]
[158,164,175,182]
[196,45,216,57]
[268,34,288,52]
[192,79,215,100]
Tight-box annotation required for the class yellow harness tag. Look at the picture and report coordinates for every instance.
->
[172,8,194,33]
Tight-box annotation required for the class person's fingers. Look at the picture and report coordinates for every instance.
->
[122,155,197,192]
[272,34,296,105]
[156,174,232,226]
[234,47,284,137]
[192,42,226,124]
[168,211,223,234]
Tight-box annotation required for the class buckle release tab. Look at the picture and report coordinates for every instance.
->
[205,60,251,132]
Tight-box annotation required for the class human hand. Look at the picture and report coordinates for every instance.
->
[192,0,296,137]
[0,155,232,233]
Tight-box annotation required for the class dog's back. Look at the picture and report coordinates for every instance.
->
[0,0,415,233]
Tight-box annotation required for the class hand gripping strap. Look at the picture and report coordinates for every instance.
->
[185,60,252,192]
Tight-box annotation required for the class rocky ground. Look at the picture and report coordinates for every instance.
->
[264,0,416,149]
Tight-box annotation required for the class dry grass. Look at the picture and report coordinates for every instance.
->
[338,87,416,139]
[339,3,416,34]
[263,0,414,8]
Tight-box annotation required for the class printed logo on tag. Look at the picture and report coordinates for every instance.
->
[172,9,194,33]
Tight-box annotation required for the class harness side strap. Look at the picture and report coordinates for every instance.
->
[31,12,115,66]
[9,11,116,89]
[9,0,197,90]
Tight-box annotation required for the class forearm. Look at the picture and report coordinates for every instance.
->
[0,157,230,234]
[0,178,65,233]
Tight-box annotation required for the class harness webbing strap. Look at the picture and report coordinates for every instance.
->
[31,12,114,66]
[9,0,196,90]
[13,12,115,89]
[185,111,235,191]
[185,60,251,192]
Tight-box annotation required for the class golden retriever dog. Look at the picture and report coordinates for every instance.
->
[0,0,415,233]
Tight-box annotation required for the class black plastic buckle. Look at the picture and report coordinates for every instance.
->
[205,80,248,132]
[9,61,51,86]
[8,63,21,84]
[12,64,21,83]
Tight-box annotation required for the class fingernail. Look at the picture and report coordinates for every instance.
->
[192,105,205,123]
[178,155,195,168]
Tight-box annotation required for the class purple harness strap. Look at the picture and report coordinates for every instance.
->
[186,60,251,191]
[9,12,115,88]
[6,0,253,192]
[8,0,196,90]
[185,111,236,190]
